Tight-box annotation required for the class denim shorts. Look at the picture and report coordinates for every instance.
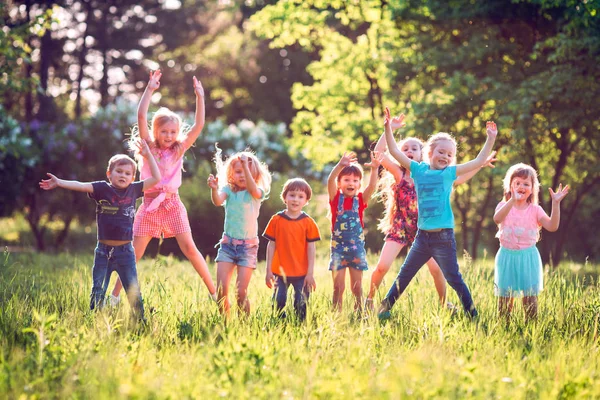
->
[215,235,259,268]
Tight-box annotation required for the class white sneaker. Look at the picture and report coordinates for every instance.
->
[108,294,121,307]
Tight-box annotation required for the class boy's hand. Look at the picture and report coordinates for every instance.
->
[192,76,204,97]
[207,174,219,189]
[265,270,274,289]
[39,173,60,190]
[339,151,357,167]
[549,184,569,203]
[365,150,384,168]
[486,121,498,139]
[147,70,162,91]
[304,274,316,292]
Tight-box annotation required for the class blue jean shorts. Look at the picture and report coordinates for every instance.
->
[215,235,259,269]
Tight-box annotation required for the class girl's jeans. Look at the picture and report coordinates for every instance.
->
[383,229,477,317]
[90,242,145,320]
[273,275,309,320]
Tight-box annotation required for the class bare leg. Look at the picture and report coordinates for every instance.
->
[216,262,236,317]
[332,269,346,312]
[235,266,254,315]
[112,236,153,297]
[523,296,538,322]
[367,241,404,300]
[348,268,364,312]
[175,231,217,295]
[498,296,514,322]
[425,258,447,306]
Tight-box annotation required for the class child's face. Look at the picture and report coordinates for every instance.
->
[155,120,179,149]
[107,163,135,190]
[231,160,247,189]
[337,173,361,197]
[429,140,455,170]
[510,176,533,202]
[284,190,309,214]
[401,139,422,162]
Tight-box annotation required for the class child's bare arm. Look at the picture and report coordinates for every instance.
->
[39,173,94,193]
[383,107,411,170]
[327,152,357,200]
[138,140,161,190]
[265,240,275,289]
[362,151,384,200]
[455,151,497,186]
[240,155,262,199]
[207,174,227,206]
[540,184,570,232]
[304,242,317,292]
[182,76,205,149]
[456,121,497,176]
[138,70,161,142]
[493,198,514,225]
[374,129,405,182]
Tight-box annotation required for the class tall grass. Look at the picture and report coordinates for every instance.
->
[1,248,599,398]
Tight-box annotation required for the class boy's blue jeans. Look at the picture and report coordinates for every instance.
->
[90,242,145,320]
[273,275,309,320]
[383,229,477,317]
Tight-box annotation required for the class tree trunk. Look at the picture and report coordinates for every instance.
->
[470,174,495,260]
[25,194,46,251]
[37,29,54,122]
[99,7,110,107]
[75,2,92,119]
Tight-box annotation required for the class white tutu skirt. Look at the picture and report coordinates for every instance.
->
[494,245,543,297]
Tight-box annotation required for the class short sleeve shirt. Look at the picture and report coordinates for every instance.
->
[222,186,264,239]
[495,202,547,249]
[88,181,144,241]
[263,211,321,277]
[329,191,367,230]
[410,160,457,230]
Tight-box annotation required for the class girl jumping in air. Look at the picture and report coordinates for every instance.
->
[366,114,496,312]
[493,163,569,321]
[378,107,497,319]
[327,151,383,313]
[208,146,271,317]
[110,70,217,303]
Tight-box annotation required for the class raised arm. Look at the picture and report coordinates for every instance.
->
[362,151,384,200]
[383,107,411,170]
[265,240,275,289]
[539,184,569,232]
[327,152,357,200]
[137,140,161,190]
[137,70,162,142]
[456,121,497,176]
[454,151,497,186]
[240,155,262,199]
[182,76,205,149]
[207,174,227,206]
[374,116,406,181]
[39,173,93,193]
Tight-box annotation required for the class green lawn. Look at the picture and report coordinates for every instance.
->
[1,248,599,399]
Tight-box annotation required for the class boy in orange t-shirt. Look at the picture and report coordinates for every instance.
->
[264,178,321,320]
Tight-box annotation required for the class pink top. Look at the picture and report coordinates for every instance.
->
[140,146,184,212]
[495,202,547,250]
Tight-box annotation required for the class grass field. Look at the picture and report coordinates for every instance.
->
[1,247,599,399]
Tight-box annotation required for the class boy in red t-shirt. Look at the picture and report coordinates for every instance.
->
[263,178,321,320]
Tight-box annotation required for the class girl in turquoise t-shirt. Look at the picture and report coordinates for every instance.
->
[208,145,271,317]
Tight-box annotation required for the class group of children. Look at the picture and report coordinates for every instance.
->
[39,71,570,323]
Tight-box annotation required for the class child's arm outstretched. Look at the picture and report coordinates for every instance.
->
[327,152,357,200]
[383,107,412,171]
[39,174,93,193]
[207,174,227,206]
[265,240,275,288]
[304,241,317,292]
[362,151,384,200]
[138,70,162,142]
[456,121,498,176]
[240,154,262,199]
[374,115,406,181]
[454,151,497,185]
[540,184,570,232]
[182,76,205,149]
[137,139,161,190]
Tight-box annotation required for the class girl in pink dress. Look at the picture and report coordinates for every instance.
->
[493,163,569,321]
[110,70,217,303]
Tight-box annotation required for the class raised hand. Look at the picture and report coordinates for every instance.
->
[339,151,357,167]
[365,150,384,168]
[486,121,498,138]
[207,174,219,189]
[483,150,497,169]
[384,107,391,129]
[192,76,204,98]
[136,139,152,158]
[147,70,162,91]
[511,188,524,201]
[549,184,569,203]
[39,173,59,190]
[238,154,250,167]
[390,113,406,130]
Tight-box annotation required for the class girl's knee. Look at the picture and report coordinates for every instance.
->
[375,263,391,275]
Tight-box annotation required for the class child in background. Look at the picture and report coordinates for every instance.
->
[264,178,321,321]
[378,107,497,319]
[110,70,217,304]
[328,151,383,312]
[493,163,569,321]
[366,114,496,312]
[208,146,271,317]
[39,140,161,321]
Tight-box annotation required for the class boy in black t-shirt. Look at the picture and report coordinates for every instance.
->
[40,140,161,321]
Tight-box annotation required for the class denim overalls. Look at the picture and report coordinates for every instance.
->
[329,194,368,271]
